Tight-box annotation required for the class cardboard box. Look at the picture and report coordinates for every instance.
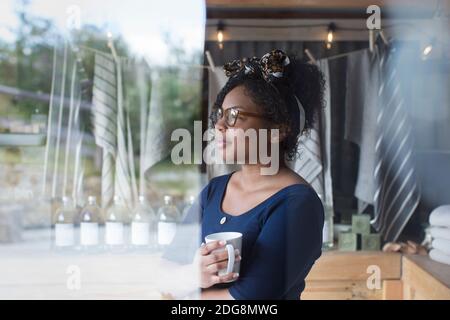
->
[361,234,381,251]
[352,214,371,235]
[338,232,358,251]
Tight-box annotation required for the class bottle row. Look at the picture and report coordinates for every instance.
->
[52,194,195,251]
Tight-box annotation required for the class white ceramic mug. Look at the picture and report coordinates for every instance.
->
[205,232,242,280]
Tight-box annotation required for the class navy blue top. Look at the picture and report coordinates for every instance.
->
[163,172,324,300]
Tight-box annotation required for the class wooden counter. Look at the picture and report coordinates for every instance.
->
[302,250,450,300]
[303,251,401,300]
[402,254,450,300]
[1,230,449,299]
[0,229,197,299]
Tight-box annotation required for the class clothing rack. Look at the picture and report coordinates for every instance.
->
[78,45,371,70]
[304,29,390,63]
[80,38,387,72]
[79,44,211,71]
[325,47,369,61]
[78,45,132,62]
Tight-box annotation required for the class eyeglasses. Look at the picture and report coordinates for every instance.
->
[211,106,265,127]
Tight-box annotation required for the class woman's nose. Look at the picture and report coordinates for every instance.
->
[214,116,227,131]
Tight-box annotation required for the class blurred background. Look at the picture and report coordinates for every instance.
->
[203,0,450,244]
[0,0,206,231]
[0,0,449,300]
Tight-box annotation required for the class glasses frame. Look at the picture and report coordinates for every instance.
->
[212,106,266,127]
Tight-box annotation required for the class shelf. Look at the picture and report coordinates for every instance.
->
[0,133,46,147]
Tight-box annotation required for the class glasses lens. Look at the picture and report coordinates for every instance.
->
[212,107,222,124]
[226,108,239,126]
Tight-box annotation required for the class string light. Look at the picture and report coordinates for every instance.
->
[208,19,444,59]
[217,21,225,50]
[421,1,445,59]
[423,44,433,56]
[422,38,436,60]
[326,23,336,50]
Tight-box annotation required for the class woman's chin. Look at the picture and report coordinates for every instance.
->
[217,147,236,164]
[220,152,233,163]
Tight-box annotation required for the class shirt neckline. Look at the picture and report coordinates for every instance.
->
[218,171,311,218]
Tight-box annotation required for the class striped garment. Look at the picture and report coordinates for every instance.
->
[288,59,334,209]
[92,53,119,209]
[93,52,142,210]
[371,47,421,241]
[291,128,324,198]
[140,70,170,187]
[113,55,135,209]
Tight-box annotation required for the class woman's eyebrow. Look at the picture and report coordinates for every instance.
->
[228,105,245,110]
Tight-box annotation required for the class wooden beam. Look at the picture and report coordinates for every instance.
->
[206,0,437,19]
[206,0,429,9]
[207,8,369,20]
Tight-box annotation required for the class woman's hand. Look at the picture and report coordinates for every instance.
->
[195,240,241,289]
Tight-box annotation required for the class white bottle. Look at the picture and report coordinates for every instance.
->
[131,195,156,247]
[79,196,100,248]
[157,195,181,247]
[54,196,76,248]
[319,194,334,250]
[181,195,196,221]
[105,195,125,248]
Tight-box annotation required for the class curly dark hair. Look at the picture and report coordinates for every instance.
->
[210,51,325,161]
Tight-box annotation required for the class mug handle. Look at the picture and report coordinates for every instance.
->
[225,244,235,274]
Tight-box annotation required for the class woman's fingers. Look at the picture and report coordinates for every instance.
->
[203,249,240,266]
[210,272,239,286]
[206,260,229,273]
[199,240,225,256]
[204,253,242,273]
[203,250,229,266]
[219,272,239,283]
[199,241,241,289]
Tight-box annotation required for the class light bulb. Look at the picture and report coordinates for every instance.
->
[326,23,336,50]
[327,30,333,43]
[217,30,223,43]
[217,21,225,50]
[423,45,433,56]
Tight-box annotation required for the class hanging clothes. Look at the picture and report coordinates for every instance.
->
[92,52,138,210]
[288,127,324,197]
[43,40,87,203]
[92,52,118,209]
[140,69,170,190]
[287,59,334,209]
[207,66,227,115]
[372,46,421,241]
[206,66,240,179]
[344,49,379,213]
[318,59,334,209]
[345,47,421,241]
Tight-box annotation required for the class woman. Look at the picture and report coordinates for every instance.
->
[165,49,325,300]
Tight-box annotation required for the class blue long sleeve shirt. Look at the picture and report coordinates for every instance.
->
[163,172,324,300]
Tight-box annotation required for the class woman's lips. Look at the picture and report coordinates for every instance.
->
[216,139,230,148]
